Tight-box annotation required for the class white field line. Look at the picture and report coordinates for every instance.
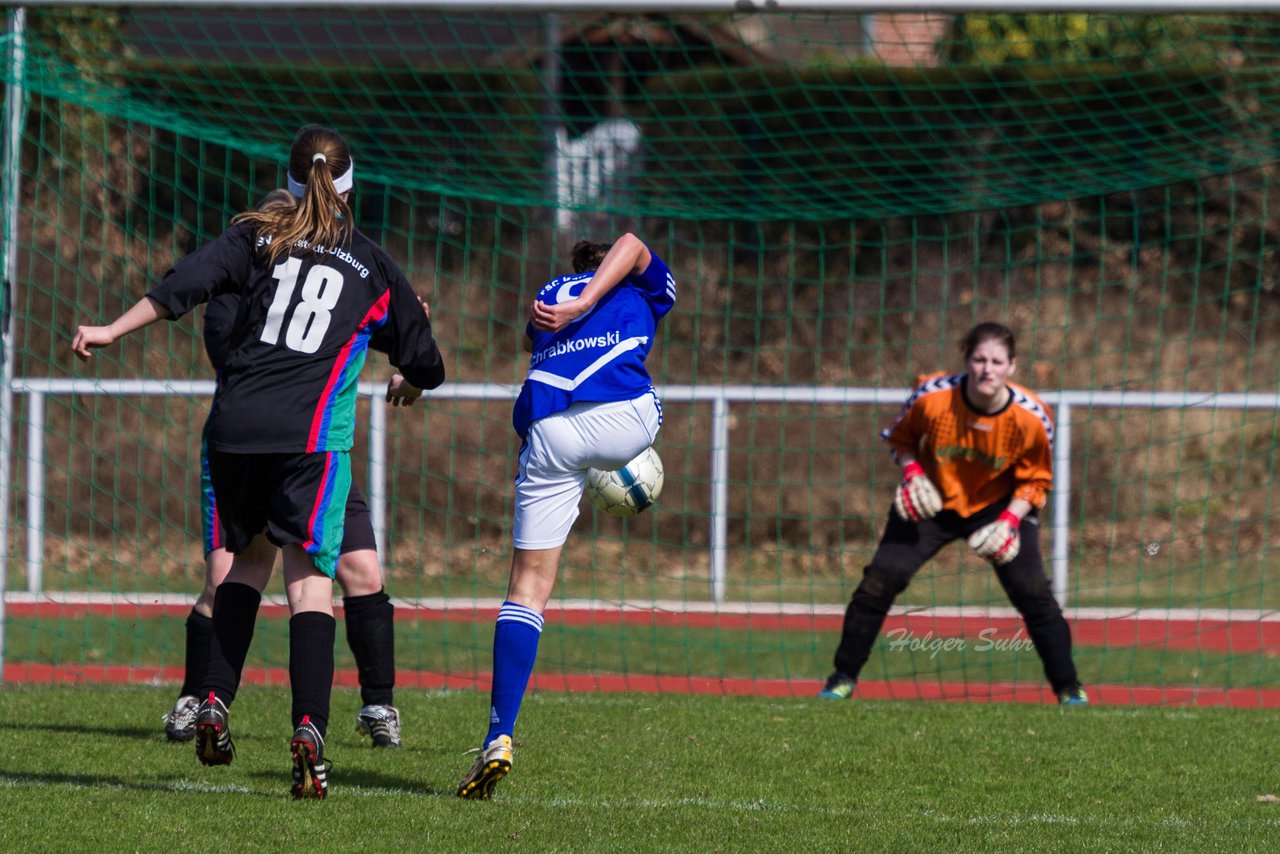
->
[0,774,257,796]
[4,591,1279,622]
[540,693,1221,718]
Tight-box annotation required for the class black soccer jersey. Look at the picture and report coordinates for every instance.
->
[149,221,445,453]
[202,293,238,375]
[202,291,398,375]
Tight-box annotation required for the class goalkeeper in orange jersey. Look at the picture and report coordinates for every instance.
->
[819,322,1088,705]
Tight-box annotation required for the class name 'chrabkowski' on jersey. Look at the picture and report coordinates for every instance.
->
[512,252,676,439]
[147,221,445,454]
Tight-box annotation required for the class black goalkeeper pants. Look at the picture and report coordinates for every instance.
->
[831,501,1079,693]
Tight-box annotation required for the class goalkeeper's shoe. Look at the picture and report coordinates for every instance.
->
[818,672,857,700]
[291,716,330,800]
[1058,684,1090,707]
[194,691,235,766]
[456,734,513,800]
[355,704,402,749]
[163,694,200,742]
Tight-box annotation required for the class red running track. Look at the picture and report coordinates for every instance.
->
[8,600,1278,706]
[5,662,1280,708]
[8,600,1280,653]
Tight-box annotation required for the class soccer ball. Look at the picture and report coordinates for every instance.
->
[585,446,664,517]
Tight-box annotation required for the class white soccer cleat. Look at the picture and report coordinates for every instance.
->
[164,694,200,742]
[355,704,402,749]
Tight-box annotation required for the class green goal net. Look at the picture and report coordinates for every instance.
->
[3,5,1279,706]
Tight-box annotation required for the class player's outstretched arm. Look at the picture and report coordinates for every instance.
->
[380,276,445,391]
[71,296,171,361]
[531,233,652,333]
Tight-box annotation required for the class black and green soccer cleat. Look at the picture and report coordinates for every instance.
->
[1057,684,1090,706]
[818,672,857,700]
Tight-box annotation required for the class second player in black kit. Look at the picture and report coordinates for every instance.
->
[160,194,417,751]
[73,125,445,799]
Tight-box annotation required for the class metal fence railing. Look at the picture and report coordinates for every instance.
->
[7,378,1280,606]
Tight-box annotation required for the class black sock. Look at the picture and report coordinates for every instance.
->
[343,589,395,707]
[178,609,213,698]
[201,582,261,705]
[290,611,336,738]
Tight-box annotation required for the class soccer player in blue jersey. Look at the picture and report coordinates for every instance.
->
[456,233,676,799]
[73,125,445,798]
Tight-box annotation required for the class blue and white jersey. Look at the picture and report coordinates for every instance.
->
[512,252,676,439]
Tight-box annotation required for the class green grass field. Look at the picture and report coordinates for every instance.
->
[1,684,1277,851]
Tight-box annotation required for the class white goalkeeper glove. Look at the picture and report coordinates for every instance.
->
[968,510,1022,566]
[893,461,942,522]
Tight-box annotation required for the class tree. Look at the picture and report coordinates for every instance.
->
[945,13,1211,65]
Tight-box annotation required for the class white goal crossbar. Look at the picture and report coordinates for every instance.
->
[14,2,1280,13]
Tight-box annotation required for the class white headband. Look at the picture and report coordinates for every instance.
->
[287,157,354,197]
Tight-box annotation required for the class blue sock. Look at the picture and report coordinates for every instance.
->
[484,601,544,745]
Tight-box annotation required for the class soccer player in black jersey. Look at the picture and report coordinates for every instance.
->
[73,125,445,798]
[161,190,406,751]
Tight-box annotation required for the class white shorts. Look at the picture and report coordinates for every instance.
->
[512,392,662,550]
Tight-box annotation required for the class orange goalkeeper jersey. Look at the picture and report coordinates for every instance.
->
[881,372,1054,518]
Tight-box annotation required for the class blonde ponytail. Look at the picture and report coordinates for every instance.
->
[234,125,355,265]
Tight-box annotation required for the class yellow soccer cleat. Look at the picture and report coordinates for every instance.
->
[456,734,514,800]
